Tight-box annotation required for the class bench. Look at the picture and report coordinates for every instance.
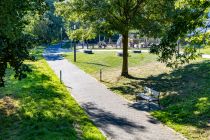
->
[83,50,94,54]
[136,87,160,110]
[133,50,142,53]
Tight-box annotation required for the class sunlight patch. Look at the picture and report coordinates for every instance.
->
[0,96,19,116]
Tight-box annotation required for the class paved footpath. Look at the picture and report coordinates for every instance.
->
[44,45,186,140]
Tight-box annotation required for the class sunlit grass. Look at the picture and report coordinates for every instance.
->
[0,47,105,140]
[64,51,157,74]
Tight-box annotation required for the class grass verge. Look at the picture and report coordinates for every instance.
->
[0,47,105,140]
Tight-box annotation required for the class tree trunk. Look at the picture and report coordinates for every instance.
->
[121,32,129,77]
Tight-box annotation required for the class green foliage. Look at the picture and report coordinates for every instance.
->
[66,25,96,41]
[0,0,46,87]
[151,0,210,68]
[31,0,65,43]
[0,47,105,140]
[56,0,210,71]
[55,0,170,76]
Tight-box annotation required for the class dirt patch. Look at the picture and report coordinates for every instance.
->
[0,96,19,116]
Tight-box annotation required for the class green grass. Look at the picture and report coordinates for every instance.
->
[0,47,105,140]
[200,46,210,54]
[64,51,210,140]
[147,61,210,140]
[64,52,157,74]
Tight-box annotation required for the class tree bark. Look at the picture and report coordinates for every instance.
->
[121,32,129,77]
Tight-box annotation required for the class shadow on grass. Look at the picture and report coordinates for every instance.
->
[110,60,210,129]
[77,62,111,68]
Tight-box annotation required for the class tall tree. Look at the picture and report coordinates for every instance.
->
[55,0,209,76]
[0,0,45,87]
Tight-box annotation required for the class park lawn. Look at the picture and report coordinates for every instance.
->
[0,48,105,140]
[65,51,210,140]
[64,51,157,75]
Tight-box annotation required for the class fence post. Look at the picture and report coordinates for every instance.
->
[100,69,102,82]
[60,70,62,83]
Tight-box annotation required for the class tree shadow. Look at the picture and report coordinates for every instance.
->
[43,54,64,61]
[115,60,210,130]
[109,80,144,99]
[128,102,161,112]
[107,60,210,131]
[81,102,146,139]
[77,62,111,68]
[138,60,210,129]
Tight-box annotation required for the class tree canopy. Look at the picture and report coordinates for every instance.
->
[56,0,210,76]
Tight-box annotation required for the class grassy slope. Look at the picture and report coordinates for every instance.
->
[65,51,210,140]
[0,48,105,140]
[150,60,210,140]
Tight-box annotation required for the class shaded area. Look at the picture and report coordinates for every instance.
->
[43,43,72,61]
[139,61,210,129]
[82,102,146,138]
[45,43,72,54]
[77,62,111,67]
[108,60,210,138]
[44,54,64,61]
[129,102,161,112]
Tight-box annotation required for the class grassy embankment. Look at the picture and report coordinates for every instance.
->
[0,47,105,140]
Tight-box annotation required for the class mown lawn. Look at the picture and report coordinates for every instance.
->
[0,48,105,140]
[65,50,210,140]
[64,51,157,74]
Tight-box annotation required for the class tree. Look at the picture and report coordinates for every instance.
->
[151,1,210,67]
[64,22,97,47]
[30,0,65,44]
[55,0,209,76]
[0,0,45,87]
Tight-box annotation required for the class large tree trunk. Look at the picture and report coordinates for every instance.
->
[121,32,129,77]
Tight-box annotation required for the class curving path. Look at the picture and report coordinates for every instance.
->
[44,45,186,140]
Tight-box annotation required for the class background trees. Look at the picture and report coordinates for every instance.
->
[0,0,69,87]
[32,0,66,44]
[56,0,209,76]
